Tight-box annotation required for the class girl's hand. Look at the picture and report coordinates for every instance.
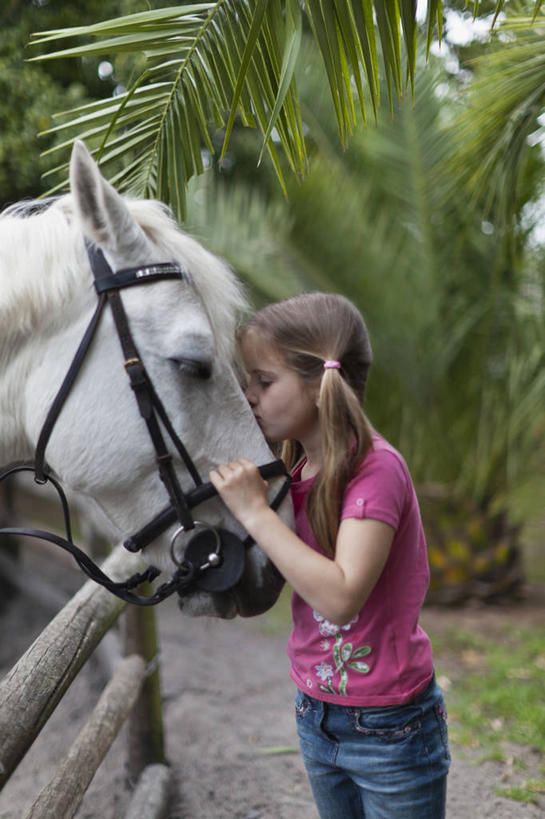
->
[209,457,270,529]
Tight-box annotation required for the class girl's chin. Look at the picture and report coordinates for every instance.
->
[255,419,283,445]
[265,434,284,447]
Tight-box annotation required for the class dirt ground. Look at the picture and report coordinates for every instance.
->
[0,555,544,819]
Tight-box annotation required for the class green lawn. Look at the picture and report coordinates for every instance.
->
[428,620,545,805]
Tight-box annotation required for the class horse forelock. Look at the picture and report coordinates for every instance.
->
[0,193,249,365]
[126,198,249,363]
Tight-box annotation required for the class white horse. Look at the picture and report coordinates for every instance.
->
[0,140,291,618]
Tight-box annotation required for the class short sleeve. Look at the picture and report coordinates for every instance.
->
[341,447,410,531]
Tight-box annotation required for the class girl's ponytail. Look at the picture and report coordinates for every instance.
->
[308,366,373,557]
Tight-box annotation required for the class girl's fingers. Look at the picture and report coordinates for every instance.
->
[209,461,241,486]
[211,458,256,478]
[209,459,266,493]
[211,461,237,478]
[238,457,256,468]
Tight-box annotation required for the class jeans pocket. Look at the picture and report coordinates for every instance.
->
[295,689,312,720]
[352,707,423,743]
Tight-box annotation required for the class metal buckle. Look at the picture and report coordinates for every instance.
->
[124,357,142,370]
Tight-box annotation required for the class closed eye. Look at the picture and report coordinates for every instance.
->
[169,357,212,380]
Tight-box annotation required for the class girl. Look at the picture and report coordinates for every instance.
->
[209,292,450,819]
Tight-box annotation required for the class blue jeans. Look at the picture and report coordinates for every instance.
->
[295,675,450,819]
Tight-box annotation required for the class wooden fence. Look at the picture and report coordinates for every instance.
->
[0,544,171,819]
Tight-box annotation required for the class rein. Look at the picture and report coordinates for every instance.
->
[0,241,290,605]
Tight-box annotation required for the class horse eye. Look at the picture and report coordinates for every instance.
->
[169,357,212,380]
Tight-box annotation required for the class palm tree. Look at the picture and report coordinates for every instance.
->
[182,43,545,603]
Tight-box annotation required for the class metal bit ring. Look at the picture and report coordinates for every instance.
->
[170,520,221,568]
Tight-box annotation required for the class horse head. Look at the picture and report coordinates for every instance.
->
[0,141,293,618]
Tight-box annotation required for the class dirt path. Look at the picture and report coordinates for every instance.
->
[1,582,544,819]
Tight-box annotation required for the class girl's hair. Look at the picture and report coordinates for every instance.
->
[242,292,374,557]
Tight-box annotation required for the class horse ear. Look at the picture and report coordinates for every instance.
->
[69,139,149,263]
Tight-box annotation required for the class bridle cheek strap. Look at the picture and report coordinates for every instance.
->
[88,243,199,533]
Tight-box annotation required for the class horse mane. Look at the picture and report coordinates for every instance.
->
[0,194,249,363]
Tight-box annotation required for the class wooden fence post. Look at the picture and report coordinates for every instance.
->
[124,764,171,819]
[0,545,146,788]
[24,655,146,819]
[0,482,19,608]
[124,586,166,782]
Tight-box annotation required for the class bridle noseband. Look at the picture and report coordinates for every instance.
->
[0,240,290,606]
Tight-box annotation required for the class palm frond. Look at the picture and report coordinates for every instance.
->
[450,13,545,225]
[30,0,539,218]
[31,2,307,216]
[29,0,443,218]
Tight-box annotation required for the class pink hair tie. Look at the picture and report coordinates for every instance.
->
[323,360,341,370]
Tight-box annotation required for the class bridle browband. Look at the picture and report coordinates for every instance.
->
[0,240,290,606]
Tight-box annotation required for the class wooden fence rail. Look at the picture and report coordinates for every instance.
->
[26,654,146,819]
[0,544,170,818]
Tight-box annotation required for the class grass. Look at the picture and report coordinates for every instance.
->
[258,582,293,636]
[496,781,545,803]
[428,620,545,805]
[430,624,545,752]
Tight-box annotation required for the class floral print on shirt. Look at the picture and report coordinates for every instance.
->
[312,611,372,696]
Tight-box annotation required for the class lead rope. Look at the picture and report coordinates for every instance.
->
[34,295,106,484]
[0,464,195,605]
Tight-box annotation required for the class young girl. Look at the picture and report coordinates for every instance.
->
[209,292,450,819]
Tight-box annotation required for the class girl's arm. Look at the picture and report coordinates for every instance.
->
[209,458,394,624]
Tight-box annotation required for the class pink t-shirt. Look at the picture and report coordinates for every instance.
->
[286,433,434,706]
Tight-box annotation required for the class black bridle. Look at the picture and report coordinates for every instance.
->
[0,240,290,606]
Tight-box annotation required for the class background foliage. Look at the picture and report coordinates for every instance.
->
[1,0,114,203]
[2,0,545,602]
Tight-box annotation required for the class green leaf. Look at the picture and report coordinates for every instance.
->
[398,0,417,92]
[305,0,352,145]
[341,642,354,662]
[29,5,215,44]
[339,669,349,695]
[352,645,372,658]
[350,0,380,117]
[348,661,370,673]
[257,0,304,166]
[425,0,442,53]
[333,634,343,668]
[221,0,269,159]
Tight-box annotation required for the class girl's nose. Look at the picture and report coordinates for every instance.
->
[245,385,257,407]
